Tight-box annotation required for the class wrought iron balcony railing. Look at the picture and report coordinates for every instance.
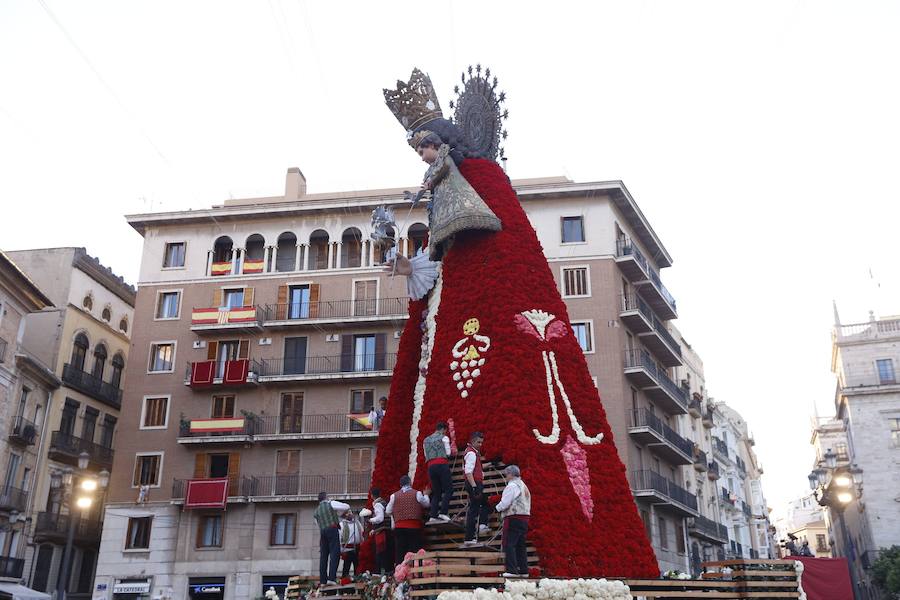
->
[62,363,122,409]
[49,431,114,468]
[0,556,24,579]
[263,298,409,322]
[258,353,397,378]
[0,486,28,512]
[34,511,101,542]
[253,414,374,436]
[9,415,38,446]
[629,470,697,513]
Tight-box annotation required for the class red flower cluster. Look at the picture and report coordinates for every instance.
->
[365,158,659,578]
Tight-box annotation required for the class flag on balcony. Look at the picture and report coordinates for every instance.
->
[190,418,245,434]
[192,307,257,325]
[791,557,852,600]
[223,359,249,384]
[185,478,229,509]
[211,262,232,276]
[348,414,373,429]
[225,307,257,323]
[242,258,265,274]
[190,360,215,386]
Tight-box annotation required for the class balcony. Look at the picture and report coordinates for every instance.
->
[712,436,730,462]
[639,267,677,320]
[185,359,260,388]
[708,461,721,480]
[615,239,651,282]
[741,500,752,519]
[9,415,38,446]
[253,414,378,442]
[48,431,114,469]
[177,418,254,445]
[243,472,371,501]
[693,447,708,472]
[62,363,122,410]
[34,511,101,545]
[688,396,702,418]
[627,409,693,465]
[620,297,681,367]
[701,407,714,428]
[623,349,688,414]
[727,540,744,559]
[629,470,698,516]
[258,353,397,383]
[190,306,263,334]
[719,487,739,511]
[262,297,409,328]
[0,556,24,579]
[749,548,759,559]
[736,456,747,477]
[0,486,27,512]
[172,477,243,502]
[688,515,728,544]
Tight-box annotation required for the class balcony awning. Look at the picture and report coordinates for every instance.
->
[0,582,51,600]
[185,478,229,509]
[190,418,245,434]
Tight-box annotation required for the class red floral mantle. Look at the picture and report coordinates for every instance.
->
[365,158,659,578]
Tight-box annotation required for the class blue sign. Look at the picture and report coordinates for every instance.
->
[190,584,224,594]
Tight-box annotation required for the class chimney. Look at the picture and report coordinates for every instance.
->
[285,167,307,200]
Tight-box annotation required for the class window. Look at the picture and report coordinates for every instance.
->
[834,441,849,461]
[561,216,585,243]
[571,322,593,353]
[132,453,162,487]
[876,359,896,384]
[280,393,304,434]
[816,534,828,552]
[163,242,185,268]
[288,285,310,319]
[348,447,372,473]
[82,294,93,311]
[354,334,376,371]
[223,288,244,309]
[890,418,900,448]
[561,267,589,297]
[212,395,235,419]
[208,454,230,478]
[676,523,686,553]
[101,307,111,322]
[125,517,152,550]
[148,343,175,372]
[110,354,125,389]
[17,387,29,418]
[353,280,377,316]
[270,513,296,546]
[92,344,107,380]
[119,317,128,333]
[100,415,116,448]
[641,510,652,541]
[156,292,181,319]
[71,333,89,371]
[142,397,169,429]
[197,514,223,548]
[658,517,669,549]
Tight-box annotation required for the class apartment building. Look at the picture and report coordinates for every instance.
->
[0,251,59,596]
[809,310,900,600]
[6,248,135,599]
[95,168,748,599]
[774,493,831,558]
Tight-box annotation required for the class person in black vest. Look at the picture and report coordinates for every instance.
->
[463,432,491,545]
[423,421,452,524]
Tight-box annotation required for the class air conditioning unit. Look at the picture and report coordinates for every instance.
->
[325,334,339,342]
[258,338,272,346]
[192,340,206,349]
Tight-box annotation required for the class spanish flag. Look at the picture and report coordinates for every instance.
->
[190,417,246,434]
[348,414,373,429]
[243,259,265,274]
[211,262,232,276]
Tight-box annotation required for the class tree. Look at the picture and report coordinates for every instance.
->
[872,546,900,599]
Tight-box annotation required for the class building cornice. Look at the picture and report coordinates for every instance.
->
[73,249,136,307]
[15,352,62,389]
[126,177,673,268]
[0,250,53,310]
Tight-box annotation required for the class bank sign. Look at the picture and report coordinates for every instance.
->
[190,585,224,595]
[113,582,151,594]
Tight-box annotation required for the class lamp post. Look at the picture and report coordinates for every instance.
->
[808,458,864,600]
[53,451,109,600]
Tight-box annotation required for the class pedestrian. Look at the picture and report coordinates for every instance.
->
[339,510,364,578]
[314,491,350,585]
[463,432,491,546]
[494,465,531,577]
[385,475,430,563]
[369,396,387,431]
[367,487,393,574]
[423,421,453,524]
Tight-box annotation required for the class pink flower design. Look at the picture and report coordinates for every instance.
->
[561,435,594,521]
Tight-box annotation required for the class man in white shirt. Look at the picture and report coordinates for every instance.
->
[463,432,491,545]
[367,487,393,574]
[494,465,531,577]
[339,511,364,578]
[385,475,431,563]
[368,396,387,432]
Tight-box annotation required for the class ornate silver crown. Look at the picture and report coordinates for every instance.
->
[450,64,508,160]
[383,69,443,132]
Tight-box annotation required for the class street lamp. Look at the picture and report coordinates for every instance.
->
[54,457,108,600]
[808,460,864,600]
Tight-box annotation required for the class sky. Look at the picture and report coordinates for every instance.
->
[2,1,899,515]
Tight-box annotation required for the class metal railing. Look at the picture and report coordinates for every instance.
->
[720,487,736,505]
[702,407,715,424]
[648,312,682,357]
[35,511,101,541]
[263,297,409,322]
[708,461,721,478]
[253,414,374,436]
[62,363,122,409]
[629,470,697,512]
[620,296,682,358]
[0,556,24,579]
[623,349,688,410]
[741,500,752,518]
[10,415,38,445]
[615,238,649,274]
[749,548,759,559]
[190,305,263,327]
[243,472,371,497]
[736,456,747,475]
[259,353,397,377]
[647,267,677,313]
[693,447,708,467]
[689,515,728,541]
[172,477,241,499]
[688,397,702,414]
[184,359,262,384]
[179,419,255,438]
[49,431,114,467]
[629,409,691,456]
[0,486,28,512]
[712,436,729,459]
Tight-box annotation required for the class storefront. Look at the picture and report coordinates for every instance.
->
[187,578,225,600]
[260,576,291,599]
[112,578,152,600]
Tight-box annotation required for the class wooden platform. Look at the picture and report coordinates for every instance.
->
[407,549,508,598]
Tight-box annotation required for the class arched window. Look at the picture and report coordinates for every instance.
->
[101,306,111,322]
[119,317,128,333]
[212,236,233,263]
[408,223,429,256]
[92,344,108,380]
[308,230,330,270]
[110,353,125,389]
[340,228,363,268]
[71,333,89,371]
[276,232,297,272]
[244,234,266,273]
[82,294,93,311]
